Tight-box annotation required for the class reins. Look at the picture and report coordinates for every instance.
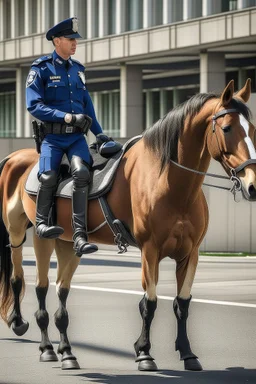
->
[170,108,256,199]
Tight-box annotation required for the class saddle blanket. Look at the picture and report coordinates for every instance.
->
[25,136,141,200]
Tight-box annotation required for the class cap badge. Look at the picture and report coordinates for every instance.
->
[72,18,78,33]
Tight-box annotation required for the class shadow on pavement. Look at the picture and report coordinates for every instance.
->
[73,367,256,383]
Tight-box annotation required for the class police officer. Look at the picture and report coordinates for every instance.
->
[26,17,107,256]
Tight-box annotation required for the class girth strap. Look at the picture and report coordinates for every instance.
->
[98,196,137,253]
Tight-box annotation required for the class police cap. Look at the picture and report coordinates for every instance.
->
[46,17,82,41]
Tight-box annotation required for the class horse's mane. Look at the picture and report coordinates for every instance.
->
[143,92,252,173]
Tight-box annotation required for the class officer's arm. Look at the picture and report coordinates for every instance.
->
[26,68,66,122]
[84,90,103,136]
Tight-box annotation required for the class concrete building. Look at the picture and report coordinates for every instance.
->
[0,0,256,252]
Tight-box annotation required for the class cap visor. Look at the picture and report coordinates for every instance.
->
[64,33,82,39]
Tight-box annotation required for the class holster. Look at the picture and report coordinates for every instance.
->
[32,120,44,154]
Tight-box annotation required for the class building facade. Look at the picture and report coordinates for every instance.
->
[0,0,256,251]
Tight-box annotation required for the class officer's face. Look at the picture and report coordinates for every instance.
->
[54,37,77,59]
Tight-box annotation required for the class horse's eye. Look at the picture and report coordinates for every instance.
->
[222,125,231,133]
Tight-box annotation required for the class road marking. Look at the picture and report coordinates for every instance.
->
[48,283,256,309]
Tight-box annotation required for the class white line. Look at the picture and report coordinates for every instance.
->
[46,283,256,309]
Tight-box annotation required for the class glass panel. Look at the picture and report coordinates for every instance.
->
[152,0,163,26]
[229,0,237,10]
[0,92,16,137]
[18,0,25,36]
[128,0,143,31]
[109,0,116,35]
[31,0,38,33]
[4,0,11,39]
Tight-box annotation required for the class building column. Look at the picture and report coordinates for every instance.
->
[0,0,4,40]
[145,91,153,129]
[202,0,222,16]
[160,90,168,116]
[173,89,181,107]
[200,52,225,93]
[120,65,143,137]
[87,0,97,38]
[99,0,109,37]
[116,0,126,34]
[11,0,19,38]
[54,0,65,24]
[24,0,32,35]
[143,0,153,28]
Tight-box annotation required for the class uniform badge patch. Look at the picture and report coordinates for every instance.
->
[78,71,86,85]
[26,70,38,87]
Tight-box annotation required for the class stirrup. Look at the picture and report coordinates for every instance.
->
[36,223,64,239]
[73,234,98,256]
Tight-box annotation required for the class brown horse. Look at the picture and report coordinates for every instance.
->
[0,79,255,371]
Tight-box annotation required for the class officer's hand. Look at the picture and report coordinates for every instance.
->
[71,114,89,129]
[89,133,112,151]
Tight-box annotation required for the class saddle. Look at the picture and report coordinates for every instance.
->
[25,136,142,252]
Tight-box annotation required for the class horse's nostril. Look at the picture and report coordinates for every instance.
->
[248,184,256,198]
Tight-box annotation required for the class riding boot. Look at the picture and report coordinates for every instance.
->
[72,185,98,256]
[36,171,64,239]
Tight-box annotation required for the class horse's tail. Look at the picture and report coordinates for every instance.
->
[0,157,13,324]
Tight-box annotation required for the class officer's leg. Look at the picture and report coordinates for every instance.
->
[36,139,64,239]
[36,171,64,238]
[70,155,98,256]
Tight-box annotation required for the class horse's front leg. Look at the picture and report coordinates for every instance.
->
[134,244,158,371]
[174,249,202,371]
[55,238,80,370]
[33,234,58,362]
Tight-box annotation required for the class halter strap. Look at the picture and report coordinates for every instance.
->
[212,108,239,132]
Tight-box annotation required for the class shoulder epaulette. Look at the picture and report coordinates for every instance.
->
[32,54,53,66]
[72,58,85,69]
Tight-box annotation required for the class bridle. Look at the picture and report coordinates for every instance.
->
[170,108,256,199]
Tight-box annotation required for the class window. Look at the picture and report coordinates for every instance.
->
[18,0,25,36]
[3,0,11,39]
[31,0,38,33]
[128,0,143,31]
[92,91,120,137]
[0,92,16,137]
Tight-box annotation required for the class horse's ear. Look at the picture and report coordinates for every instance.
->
[220,80,234,107]
[235,78,251,102]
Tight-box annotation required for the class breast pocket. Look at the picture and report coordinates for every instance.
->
[75,82,86,102]
[45,81,69,102]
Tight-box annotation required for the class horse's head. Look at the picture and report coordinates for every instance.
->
[207,78,256,201]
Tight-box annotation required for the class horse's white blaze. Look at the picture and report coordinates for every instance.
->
[240,114,256,159]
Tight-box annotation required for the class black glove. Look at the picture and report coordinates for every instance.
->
[90,133,112,151]
[71,114,92,131]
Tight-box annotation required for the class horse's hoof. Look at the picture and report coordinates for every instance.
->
[61,351,80,370]
[184,357,203,371]
[61,359,80,370]
[135,353,158,371]
[11,320,29,336]
[40,349,58,362]
[138,359,158,371]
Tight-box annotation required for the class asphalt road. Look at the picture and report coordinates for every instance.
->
[0,246,255,384]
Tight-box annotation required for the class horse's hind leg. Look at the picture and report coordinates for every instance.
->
[33,233,58,362]
[6,202,29,336]
[134,244,159,371]
[54,238,80,370]
[174,250,202,371]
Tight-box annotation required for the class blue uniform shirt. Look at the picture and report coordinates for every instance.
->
[26,51,103,173]
[26,50,102,136]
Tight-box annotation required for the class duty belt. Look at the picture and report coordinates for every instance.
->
[42,121,91,135]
